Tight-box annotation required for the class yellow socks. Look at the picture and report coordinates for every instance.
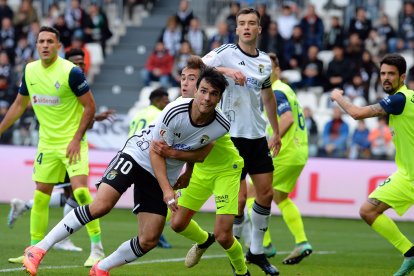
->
[30,190,51,245]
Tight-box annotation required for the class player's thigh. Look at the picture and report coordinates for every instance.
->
[273,164,305,193]
[369,172,414,216]
[213,171,241,215]
[33,148,67,183]
[178,172,214,212]
[66,142,89,178]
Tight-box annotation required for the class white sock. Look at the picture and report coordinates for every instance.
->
[98,237,144,271]
[49,192,65,207]
[233,215,245,239]
[36,209,84,251]
[250,202,270,254]
[26,199,34,209]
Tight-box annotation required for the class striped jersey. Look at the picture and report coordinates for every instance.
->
[122,98,230,185]
[202,43,272,139]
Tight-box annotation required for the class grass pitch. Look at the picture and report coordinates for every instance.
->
[0,203,413,275]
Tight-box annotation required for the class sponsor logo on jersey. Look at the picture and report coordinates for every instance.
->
[174,132,181,138]
[200,135,210,144]
[258,64,264,74]
[215,194,229,204]
[32,95,60,106]
[238,60,245,66]
[246,77,263,89]
[54,81,61,89]
[106,170,118,180]
[77,80,88,91]
[160,129,166,137]
[173,143,191,150]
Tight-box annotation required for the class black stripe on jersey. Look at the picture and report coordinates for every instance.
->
[163,103,189,126]
[215,43,237,54]
[262,76,272,89]
[216,112,230,131]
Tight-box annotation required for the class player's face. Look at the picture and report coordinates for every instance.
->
[36,31,61,65]
[68,55,85,72]
[236,13,261,45]
[181,67,199,98]
[380,64,405,95]
[194,79,222,114]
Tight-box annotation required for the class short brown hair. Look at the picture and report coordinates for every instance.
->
[236,8,261,24]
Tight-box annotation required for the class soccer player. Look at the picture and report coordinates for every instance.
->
[154,55,249,275]
[330,53,414,276]
[0,26,105,267]
[22,67,230,276]
[202,7,281,275]
[128,87,172,249]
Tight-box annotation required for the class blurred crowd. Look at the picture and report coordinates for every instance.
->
[1,0,412,161]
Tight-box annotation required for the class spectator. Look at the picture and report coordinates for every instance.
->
[303,106,318,157]
[284,25,305,70]
[320,106,349,158]
[277,4,298,40]
[368,116,394,160]
[407,65,414,90]
[14,35,34,79]
[225,1,240,35]
[343,73,366,103]
[44,3,61,27]
[298,45,324,89]
[300,4,324,51]
[345,33,364,66]
[64,0,87,38]
[65,34,91,76]
[359,50,379,101]
[348,7,372,40]
[207,21,235,51]
[27,21,40,49]
[141,41,174,88]
[376,14,396,51]
[175,0,193,37]
[0,99,11,143]
[185,17,207,56]
[259,21,285,68]
[171,40,193,86]
[256,3,271,35]
[0,0,13,23]
[0,50,12,84]
[83,3,112,57]
[389,1,414,53]
[159,16,182,56]
[349,120,371,159]
[325,45,352,91]
[53,14,73,48]
[324,16,345,50]
[13,0,38,37]
[0,74,14,105]
[0,16,15,63]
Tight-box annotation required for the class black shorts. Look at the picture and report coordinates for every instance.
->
[231,137,274,180]
[100,152,167,216]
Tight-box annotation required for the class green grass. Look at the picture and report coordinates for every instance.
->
[0,203,413,275]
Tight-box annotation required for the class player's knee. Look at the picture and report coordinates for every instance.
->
[170,218,188,233]
[89,201,111,218]
[138,235,158,251]
[214,229,233,248]
[359,205,375,225]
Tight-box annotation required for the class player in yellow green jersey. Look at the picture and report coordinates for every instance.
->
[151,55,250,276]
[244,53,312,264]
[0,26,104,267]
[331,53,414,276]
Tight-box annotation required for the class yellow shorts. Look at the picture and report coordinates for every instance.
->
[369,171,414,216]
[178,168,241,215]
[33,143,89,184]
[272,164,305,193]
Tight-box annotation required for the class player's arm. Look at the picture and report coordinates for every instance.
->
[275,90,293,138]
[88,109,116,129]
[279,111,294,137]
[0,74,30,135]
[151,140,215,162]
[331,88,391,119]
[174,162,194,190]
[149,145,178,211]
[262,86,281,156]
[67,67,96,164]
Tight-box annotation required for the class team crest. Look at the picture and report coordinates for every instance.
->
[200,135,210,144]
[54,81,61,90]
[258,64,264,74]
[106,170,118,180]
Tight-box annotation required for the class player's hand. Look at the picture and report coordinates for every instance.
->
[330,88,344,102]
[225,68,246,86]
[164,188,179,212]
[268,133,281,157]
[94,110,116,122]
[151,140,173,158]
[67,139,81,165]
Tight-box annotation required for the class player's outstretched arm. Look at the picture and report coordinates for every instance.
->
[330,88,387,120]
[151,140,215,163]
[262,87,281,156]
[87,109,116,129]
[0,94,30,136]
[215,67,246,86]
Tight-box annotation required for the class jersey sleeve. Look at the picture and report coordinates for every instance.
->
[202,49,222,67]
[262,76,272,89]
[379,92,406,115]
[18,72,29,96]
[151,104,178,146]
[68,67,90,97]
[275,90,291,116]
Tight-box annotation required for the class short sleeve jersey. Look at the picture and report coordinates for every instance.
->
[122,98,230,185]
[379,85,414,180]
[202,44,272,139]
[128,105,161,137]
[268,80,308,165]
[19,57,90,148]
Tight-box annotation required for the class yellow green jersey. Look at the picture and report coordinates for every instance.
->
[268,80,308,165]
[19,57,90,148]
[128,105,162,137]
[379,85,414,181]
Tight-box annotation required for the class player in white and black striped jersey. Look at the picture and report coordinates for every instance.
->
[202,7,281,276]
[22,67,231,276]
